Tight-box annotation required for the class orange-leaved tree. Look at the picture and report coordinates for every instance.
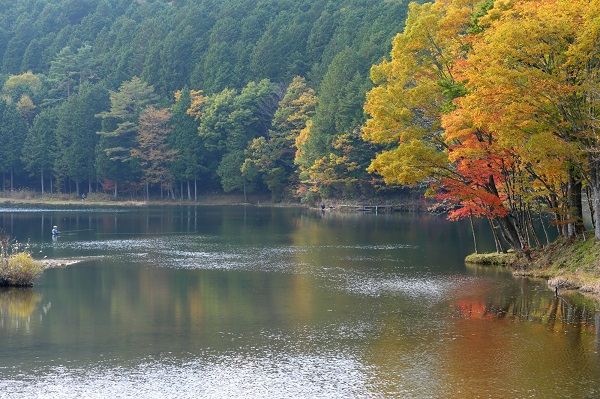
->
[131,106,177,200]
[447,0,600,239]
[363,0,533,250]
[441,106,526,250]
[363,0,479,186]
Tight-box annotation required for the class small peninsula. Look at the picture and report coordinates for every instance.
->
[467,233,600,298]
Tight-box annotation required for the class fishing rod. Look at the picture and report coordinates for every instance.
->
[94,231,192,236]
[55,229,193,236]
[57,229,95,234]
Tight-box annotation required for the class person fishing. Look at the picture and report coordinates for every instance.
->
[52,225,60,236]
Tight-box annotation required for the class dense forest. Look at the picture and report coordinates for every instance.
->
[0,0,415,202]
[1,0,599,251]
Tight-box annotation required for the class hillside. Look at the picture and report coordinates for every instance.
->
[3,0,597,266]
[0,0,416,202]
[0,0,412,95]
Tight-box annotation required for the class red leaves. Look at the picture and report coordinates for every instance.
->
[436,125,514,221]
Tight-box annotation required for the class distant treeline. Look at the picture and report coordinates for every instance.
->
[0,0,416,202]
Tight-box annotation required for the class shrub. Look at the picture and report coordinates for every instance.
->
[0,253,43,286]
[0,231,43,287]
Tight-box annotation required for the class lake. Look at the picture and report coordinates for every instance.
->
[0,205,598,398]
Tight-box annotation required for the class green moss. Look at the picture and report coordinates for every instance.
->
[465,252,518,266]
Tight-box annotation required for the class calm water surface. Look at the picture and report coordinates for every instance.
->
[0,205,598,398]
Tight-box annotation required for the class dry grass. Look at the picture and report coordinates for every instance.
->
[0,230,44,287]
[0,252,44,287]
[531,233,600,294]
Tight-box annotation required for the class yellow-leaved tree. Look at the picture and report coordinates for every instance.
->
[363,0,533,251]
[365,0,600,249]
[363,0,479,186]
[446,0,600,238]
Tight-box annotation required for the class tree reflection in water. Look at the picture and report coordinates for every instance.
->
[0,287,42,332]
[450,278,598,334]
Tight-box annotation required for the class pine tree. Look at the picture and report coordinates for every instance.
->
[96,76,158,197]
[171,87,205,200]
[22,107,58,194]
[55,83,109,195]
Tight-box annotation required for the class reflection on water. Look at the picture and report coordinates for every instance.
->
[452,286,598,329]
[0,206,598,398]
[0,288,42,333]
[452,267,599,327]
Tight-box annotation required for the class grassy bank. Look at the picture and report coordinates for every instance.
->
[466,232,600,297]
[0,190,429,212]
[0,191,275,208]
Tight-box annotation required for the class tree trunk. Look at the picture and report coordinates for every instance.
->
[586,186,596,231]
[187,180,191,201]
[114,182,118,199]
[41,171,45,194]
[568,168,584,237]
[489,218,506,253]
[539,208,550,247]
[486,174,524,249]
[590,160,600,240]
[469,213,478,254]
[527,209,542,248]
[594,184,600,240]
[496,215,523,250]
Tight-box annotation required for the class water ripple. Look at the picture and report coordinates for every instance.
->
[343,275,455,300]
[0,352,375,399]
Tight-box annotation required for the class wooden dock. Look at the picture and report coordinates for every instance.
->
[337,205,395,213]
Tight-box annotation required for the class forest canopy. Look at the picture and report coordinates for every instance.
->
[0,0,414,202]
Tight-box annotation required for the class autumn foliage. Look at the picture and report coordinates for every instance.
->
[364,0,600,248]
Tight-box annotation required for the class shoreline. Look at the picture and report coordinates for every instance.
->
[0,192,430,212]
[0,192,276,208]
[466,233,600,300]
